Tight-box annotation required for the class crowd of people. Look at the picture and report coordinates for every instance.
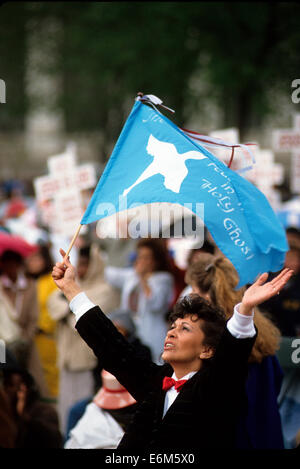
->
[0,180,300,449]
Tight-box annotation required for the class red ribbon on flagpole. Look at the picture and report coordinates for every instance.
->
[180,127,257,169]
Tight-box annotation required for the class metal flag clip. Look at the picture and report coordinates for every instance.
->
[136,92,175,113]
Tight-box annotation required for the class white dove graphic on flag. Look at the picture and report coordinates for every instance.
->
[122,135,207,196]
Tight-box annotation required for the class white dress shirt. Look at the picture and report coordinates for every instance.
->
[69,293,255,417]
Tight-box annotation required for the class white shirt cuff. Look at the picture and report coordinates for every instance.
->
[69,292,96,322]
[226,303,256,338]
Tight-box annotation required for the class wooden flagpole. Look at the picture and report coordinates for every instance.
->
[63,224,82,261]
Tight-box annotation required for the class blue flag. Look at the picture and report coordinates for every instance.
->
[81,99,288,287]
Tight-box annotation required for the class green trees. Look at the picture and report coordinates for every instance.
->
[1,2,300,141]
[0,2,27,130]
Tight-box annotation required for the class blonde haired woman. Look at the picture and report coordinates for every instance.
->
[185,253,284,449]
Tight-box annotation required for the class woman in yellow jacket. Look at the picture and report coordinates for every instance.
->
[25,245,59,399]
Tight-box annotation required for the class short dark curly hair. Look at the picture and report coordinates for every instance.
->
[169,294,227,352]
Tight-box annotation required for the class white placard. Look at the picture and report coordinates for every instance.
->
[272,114,300,194]
[291,152,300,193]
[33,142,96,237]
[245,148,284,209]
[272,113,300,152]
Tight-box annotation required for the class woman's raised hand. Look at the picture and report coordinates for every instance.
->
[240,268,293,316]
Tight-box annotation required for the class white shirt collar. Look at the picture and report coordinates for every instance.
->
[171,370,197,381]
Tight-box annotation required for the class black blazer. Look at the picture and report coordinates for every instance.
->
[76,306,256,450]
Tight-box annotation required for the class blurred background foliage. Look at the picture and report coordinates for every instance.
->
[1,2,300,141]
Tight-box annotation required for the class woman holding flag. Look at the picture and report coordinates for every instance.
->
[52,248,292,449]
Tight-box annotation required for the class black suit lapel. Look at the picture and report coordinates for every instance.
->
[155,364,173,420]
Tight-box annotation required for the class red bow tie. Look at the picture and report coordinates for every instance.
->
[162,376,188,393]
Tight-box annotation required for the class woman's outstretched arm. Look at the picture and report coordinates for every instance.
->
[51,249,161,401]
